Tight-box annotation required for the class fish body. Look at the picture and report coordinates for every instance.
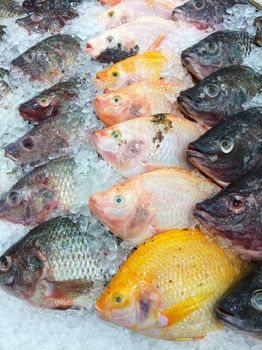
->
[216,263,262,335]
[94,52,169,91]
[89,168,219,245]
[177,65,262,127]
[22,0,82,11]
[0,217,123,309]
[194,167,262,259]
[19,78,84,122]
[11,34,80,82]
[85,17,178,63]
[0,0,26,19]
[0,158,77,226]
[95,228,246,340]
[181,30,254,80]
[92,114,204,177]
[187,107,262,186]
[255,16,262,46]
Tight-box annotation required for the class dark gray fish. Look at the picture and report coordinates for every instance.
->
[0,217,126,309]
[187,107,262,185]
[11,34,80,82]
[194,167,262,259]
[181,30,255,80]
[0,0,26,19]
[216,263,262,335]
[172,0,250,30]
[22,0,82,12]
[255,16,262,47]
[177,65,262,126]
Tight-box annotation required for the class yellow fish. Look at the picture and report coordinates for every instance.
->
[95,229,246,340]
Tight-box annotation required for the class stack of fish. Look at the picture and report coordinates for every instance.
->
[0,0,261,343]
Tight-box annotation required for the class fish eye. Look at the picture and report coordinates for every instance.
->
[111,130,121,139]
[207,42,218,54]
[112,71,119,78]
[112,292,125,306]
[22,137,35,150]
[108,11,115,18]
[112,96,121,104]
[204,84,220,98]
[220,137,234,154]
[0,256,12,272]
[31,13,43,23]
[227,195,245,214]
[251,290,262,311]
[114,195,125,206]
[193,0,204,10]
[7,191,22,207]
[24,51,36,63]
[106,35,114,44]
[37,96,50,108]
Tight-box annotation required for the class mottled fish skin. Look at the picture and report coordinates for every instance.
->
[255,16,262,47]
[0,0,26,19]
[177,65,262,127]
[22,0,82,12]
[11,34,80,82]
[19,78,83,122]
[187,107,262,186]
[0,217,123,309]
[194,167,262,259]
[172,0,250,30]
[216,263,262,335]
[0,158,77,226]
[182,30,255,80]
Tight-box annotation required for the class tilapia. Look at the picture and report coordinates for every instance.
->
[89,168,219,245]
[4,113,91,167]
[22,0,82,11]
[187,107,262,186]
[177,65,262,127]
[91,114,204,177]
[181,30,255,80]
[95,228,246,340]
[0,0,26,19]
[194,167,262,259]
[216,263,262,335]
[0,217,125,309]
[85,17,178,63]
[11,34,80,82]
[94,80,189,126]
[255,16,262,46]
[19,78,84,122]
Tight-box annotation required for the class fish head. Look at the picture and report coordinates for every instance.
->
[97,6,134,29]
[94,64,127,91]
[216,264,262,334]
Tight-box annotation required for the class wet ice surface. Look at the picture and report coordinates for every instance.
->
[0,1,261,349]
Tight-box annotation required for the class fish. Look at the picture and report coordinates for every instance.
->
[91,114,204,177]
[19,78,84,122]
[89,168,219,245]
[93,80,189,126]
[93,52,170,92]
[181,30,255,80]
[11,34,80,82]
[216,263,262,335]
[85,17,178,63]
[172,0,250,30]
[194,167,262,259]
[0,217,124,309]
[187,107,262,186]
[16,8,79,34]
[0,158,78,226]
[249,0,262,9]
[4,113,91,167]
[0,0,26,19]
[177,65,262,127]
[95,228,246,340]
[255,16,262,47]
[22,0,82,12]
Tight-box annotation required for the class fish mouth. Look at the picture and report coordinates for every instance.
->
[4,148,19,163]
[193,207,218,228]
[19,104,40,121]
[216,307,251,333]
[172,9,210,30]
[11,56,24,67]
[177,95,196,119]
[181,53,205,80]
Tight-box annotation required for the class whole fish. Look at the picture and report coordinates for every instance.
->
[187,107,262,186]
[194,167,262,259]
[19,78,84,122]
[16,8,79,34]
[216,263,262,335]
[89,168,219,245]
[23,0,82,11]
[0,0,26,19]
[0,158,77,226]
[4,113,91,167]
[0,68,10,100]
[11,34,80,82]
[255,16,262,46]
[85,17,178,63]
[181,30,255,80]
[94,80,189,126]
[177,65,262,127]
[172,0,250,30]
[91,114,204,177]
[0,217,125,309]
[94,52,170,91]
[95,228,246,340]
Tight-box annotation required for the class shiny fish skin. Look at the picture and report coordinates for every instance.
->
[181,30,254,80]
[92,114,204,177]
[95,229,246,340]
[0,217,122,309]
[22,0,82,11]
[177,65,262,127]
[187,107,262,186]
[89,168,219,245]
[0,158,77,226]
[0,0,26,19]
[11,34,80,82]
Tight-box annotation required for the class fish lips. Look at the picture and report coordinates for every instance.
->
[172,8,210,30]
[11,55,26,68]
[193,204,218,229]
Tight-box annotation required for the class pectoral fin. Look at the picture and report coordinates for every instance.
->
[44,279,93,300]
